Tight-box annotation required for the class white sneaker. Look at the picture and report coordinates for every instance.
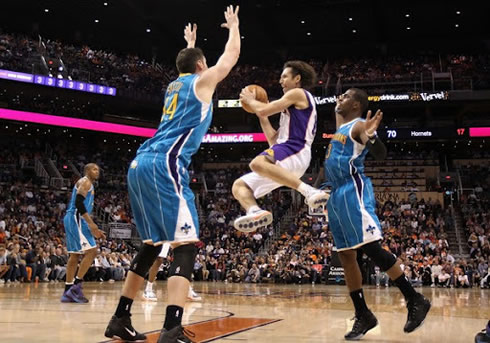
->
[143,289,157,301]
[0,279,4,284]
[234,209,273,232]
[305,189,329,209]
[187,288,202,302]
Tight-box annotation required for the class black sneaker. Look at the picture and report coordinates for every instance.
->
[476,331,490,343]
[404,293,431,333]
[344,310,378,340]
[104,315,147,342]
[157,325,196,343]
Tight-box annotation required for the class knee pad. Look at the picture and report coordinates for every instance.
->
[169,244,197,282]
[360,241,396,272]
[130,244,162,278]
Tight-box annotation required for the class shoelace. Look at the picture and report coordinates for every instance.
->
[182,327,196,342]
[350,316,363,332]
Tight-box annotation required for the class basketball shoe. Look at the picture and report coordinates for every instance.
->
[158,325,195,343]
[105,315,146,342]
[61,283,88,303]
[234,209,272,232]
[404,293,431,333]
[305,189,330,209]
[143,289,157,301]
[475,321,490,343]
[187,287,202,302]
[344,310,378,340]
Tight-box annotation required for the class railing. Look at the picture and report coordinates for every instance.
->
[34,158,49,185]
[68,161,81,178]
[47,158,62,178]
[50,177,71,189]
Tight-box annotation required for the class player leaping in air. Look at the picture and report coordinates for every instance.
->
[232,61,329,232]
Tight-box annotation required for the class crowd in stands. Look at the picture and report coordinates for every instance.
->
[2,31,490,99]
[1,131,489,290]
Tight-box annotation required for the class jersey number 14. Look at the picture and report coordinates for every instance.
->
[161,94,179,121]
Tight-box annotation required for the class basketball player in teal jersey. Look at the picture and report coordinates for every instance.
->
[324,88,430,340]
[61,163,106,303]
[104,5,240,343]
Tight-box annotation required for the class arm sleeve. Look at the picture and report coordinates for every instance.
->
[366,137,387,160]
[75,194,88,215]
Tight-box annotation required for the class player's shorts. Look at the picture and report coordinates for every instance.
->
[63,212,97,254]
[240,143,311,198]
[128,152,199,245]
[327,176,383,251]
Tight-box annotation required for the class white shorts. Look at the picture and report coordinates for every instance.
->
[240,147,311,199]
[158,242,171,258]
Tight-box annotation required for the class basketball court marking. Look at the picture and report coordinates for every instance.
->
[101,316,281,343]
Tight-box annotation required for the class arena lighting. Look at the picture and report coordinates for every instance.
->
[0,108,268,142]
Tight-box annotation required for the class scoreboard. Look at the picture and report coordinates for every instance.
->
[322,127,476,140]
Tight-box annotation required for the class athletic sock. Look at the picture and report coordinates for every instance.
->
[163,305,184,330]
[350,289,369,316]
[146,281,153,292]
[246,205,261,215]
[115,296,134,318]
[394,274,417,300]
[74,277,82,285]
[297,182,314,197]
[65,283,73,292]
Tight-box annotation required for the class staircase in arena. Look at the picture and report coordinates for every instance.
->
[450,207,470,258]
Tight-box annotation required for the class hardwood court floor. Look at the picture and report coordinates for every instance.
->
[0,281,488,342]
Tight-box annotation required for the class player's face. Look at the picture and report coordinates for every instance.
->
[89,165,100,180]
[335,90,357,116]
[279,67,300,93]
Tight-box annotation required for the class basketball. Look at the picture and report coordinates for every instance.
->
[241,84,269,113]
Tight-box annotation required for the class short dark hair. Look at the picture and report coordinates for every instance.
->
[176,48,204,74]
[349,88,369,114]
[283,60,317,89]
[84,163,97,175]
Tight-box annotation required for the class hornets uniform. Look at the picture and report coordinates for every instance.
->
[128,73,212,244]
[240,89,317,198]
[324,118,383,251]
[63,177,96,253]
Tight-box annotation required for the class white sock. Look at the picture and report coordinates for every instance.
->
[247,205,261,215]
[297,182,314,197]
[146,282,153,291]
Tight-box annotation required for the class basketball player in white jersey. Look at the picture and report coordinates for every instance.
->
[232,61,329,232]
[143,242,201,302]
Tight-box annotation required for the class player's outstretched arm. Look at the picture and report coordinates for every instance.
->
[240,88,307,118]
[196,5,240,102]
[352,109,387,160]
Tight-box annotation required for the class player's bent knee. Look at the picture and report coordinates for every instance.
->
[249,156,267,174]
[130,243,162,278]
[168,244,197,282]
[361,241,396,271]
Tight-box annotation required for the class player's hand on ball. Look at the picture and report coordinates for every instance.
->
[240,87,256,105]
[365,109,383,137]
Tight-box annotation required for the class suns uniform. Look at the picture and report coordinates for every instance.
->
[128,73,212,245]
[63,177,96,253]
[240,89,317,198]
[324,118,383,251]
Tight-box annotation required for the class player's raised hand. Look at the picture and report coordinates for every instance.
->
[184,23,197,48]
[240,87,256,105]
[365,109,383,136]
[221,5,239,29]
